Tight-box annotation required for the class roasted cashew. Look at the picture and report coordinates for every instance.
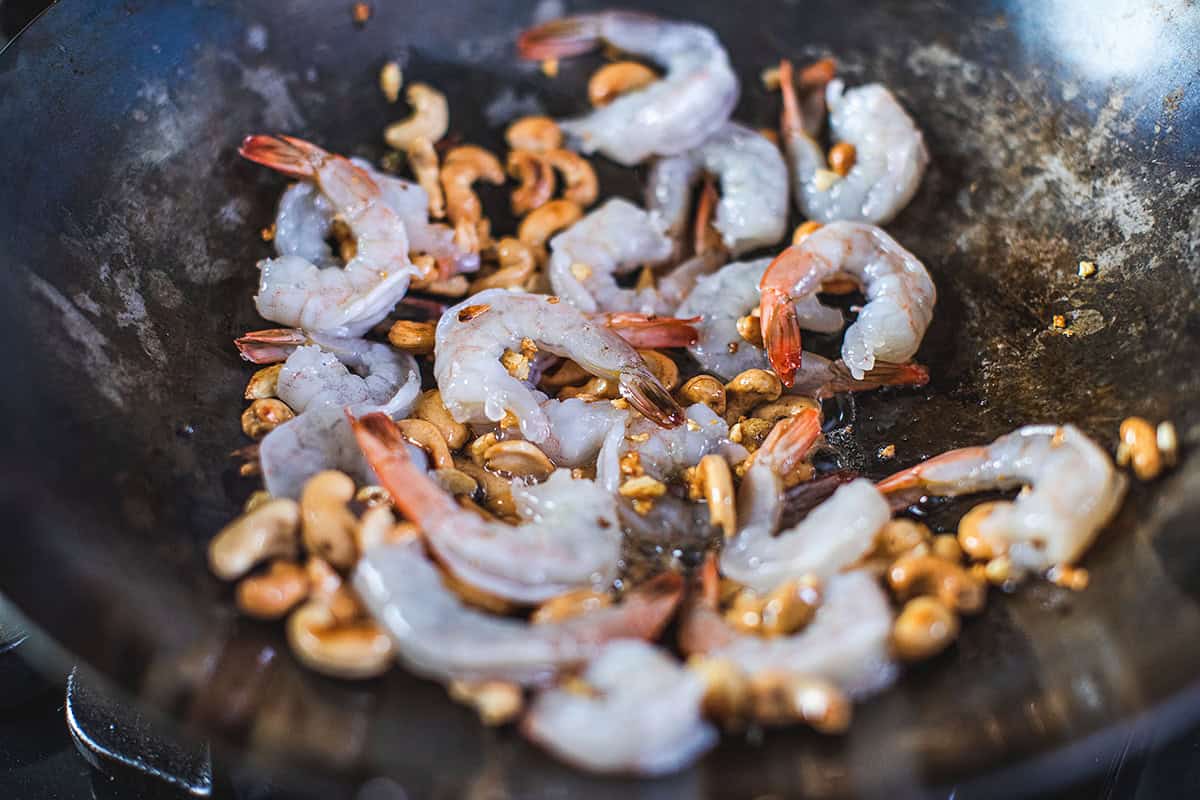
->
[587,61,658,106]
[637,349,679,392]
[236,560,309,620]
[1118,416,1162,481]
[748,671,851,733]
[299,471,359,571]
[482,440,555,482]
[387,320,436,355]
[396,418,454,471]
[888,553,986,614]
[406,136,445,219]
[791,220,823,245]
[208,498,300,580]
[891,596,959,661]
[676,375,726,416]
[505,115,562,153]
[241,398,295,439]
[751,395,820,424]
[441,145,504,227]
[690,657,752,725]
[517,199,582,252]
[414,389,470,450]
[539,359,591,391]
[724,369,783,423]
[453,456,516,519]
[287,601,394,680]
[384,83,449,150]
[696,454,735,538]
[448,680,524,726]
[507,150,555,215]
[828,142,857,177]
[955,501,1003,561]
[530,589,612,625]
[469,237,538,293]
[355,504,396,553]
[543,148,598,207]
[431,468,479,497]
[244,363,283,400]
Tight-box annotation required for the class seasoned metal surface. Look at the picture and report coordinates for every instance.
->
[0,1,1198,797]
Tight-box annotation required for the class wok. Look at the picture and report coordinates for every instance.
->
[1,1,1199,797]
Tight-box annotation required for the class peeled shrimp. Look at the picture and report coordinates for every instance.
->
[547,198,724,316]
[236,332,420,498]
[434,289,684,443]
[722,411,890,592]
[353,532,684,685]
[759,222,936,384]
[523,640,717,776]
[780,60,928,224]
[646,123,788,256]
[352,413,620,604]
[239,135,417,337]
[681,566,897,699]
[518,12,738,165]
[877,425,1126,570]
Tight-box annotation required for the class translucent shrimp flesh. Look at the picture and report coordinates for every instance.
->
[523,640,717,776]
[681,565,897,699]
[721,411,890,592]
[353,532,684,685]
[434,288,684,443]
[236,331,420,498]
[645,122,789,256]
[352,413,621,604]
[239,135,418,337]
[759,222,936,384]
[780,60,928,224]
[877,425,1127,570]
[547,198,724,316]
[518,12,739,165]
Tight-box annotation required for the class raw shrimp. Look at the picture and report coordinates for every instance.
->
[645,123,789,256]
[681,564,897,699]
[352,412,621,604]
[677,257,842,381]
[523,640,717,776]
[759,222,936,384]
[537,396,629,468]
[876,425,1127,570]
[274,161,479,276]
[236,331,421,498]
[239,135,417,337]
[434,288,684,443]
[547,198,725,316]
[722,410,890,592]
[780,60,928,224]
[518,12,739,165]
[353,532,684,685]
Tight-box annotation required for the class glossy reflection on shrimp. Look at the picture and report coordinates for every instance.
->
[434,288,684,443]
[518,12,739,165]
[877,425,1126,571]
[759,222,936,385]
[239,135,417,337]
[351,412,621,604]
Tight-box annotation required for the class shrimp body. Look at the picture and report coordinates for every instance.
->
[523,641,717,776]
[682,569,897,699]
[254,335,420,498]
[538,396,630,468]
[240,135,418,337]
[518,13,738,165]
[549,198,723,316]
[782,65,928,224]
[759,222,935,384]
[353,532,684,685]
[877,425,1126,570]
[646,123,788,255]
[352,413,620,603]
[435,289,684,443]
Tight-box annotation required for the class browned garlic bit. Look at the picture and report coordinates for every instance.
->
[759,65,782,91]
[827,142,857,176]
[379,61,403,103]
[791,220,823,245]
[588,61,658,106]
[892,596,959,661]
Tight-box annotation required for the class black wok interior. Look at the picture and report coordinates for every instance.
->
[1,1,1199,797]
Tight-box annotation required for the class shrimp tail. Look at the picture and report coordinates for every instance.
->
[779,59,836,140]
[758,409,822,476]
[603,313,701,348]
[875,445,988,495]
[760,286,804,387]
[349,411,458,527]
[815,360,930,398]
[517,15,604,60]
[697,554,720,609]
[235,328,308,363]
[594,572,684,643]
[619,368,686,429]
[693,174,723,256]
[238,134,323,179]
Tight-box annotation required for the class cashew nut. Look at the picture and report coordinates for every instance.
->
[690,656,752,725]
[413,389,469,450]
[539,359,591,391]
[792,220,822,246]
[355,504,396,553]
[637,349,679,392]
[505,115,562,153]
[469,237,538,293]
[729,418,774,452]
[697,454,735,538]
[1118,416,1162,481]
[724,368,783,423]
[299,471,359,571]
[466,432,499,466]
[287,601,394,680]
[956,501,1004,561]
[244,363,283,400]
[517,199,582,252]
[735,312,763,347]
[237,560,309,620]
[748,671,852,733]
[453,456,516,519]
[441,145,504,227]
[208,498,300,580]
[758,578,822,637]
[507,150,555,215]
[558,375,620,401]
[396,418,454,470]
[891,596,959,661]
[531,589,612,625]
[243,489,272,513]
[588,60,658,106]
[873,518,933,560]
[751,395,820,424]
[379,60,402,104]
[888,553,986,615]
[676,375,726,416]
[428,467,477,497]
[405,136,445,219]
[482,440,555,482]
[241,398,295,439]
[440,565,516,614]
[387,320,436,355]
[543,148,598,207]
[448,680,524,726]
[304,557,365,623]
[828,142,857,177]
[384,83,449,151]
[931,534,963,563]
[355,484,392,507]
